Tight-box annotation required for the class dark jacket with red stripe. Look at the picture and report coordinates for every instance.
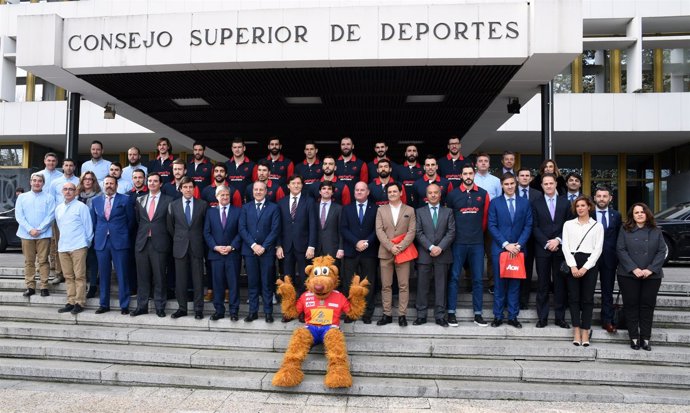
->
[225,156,255,197]
[254,154,294,188]
[367,157,399,183]
[307,176,351,206]
[368,177,407,206]
[395,161,424,206]
[445,183,489,245]
[128,186,149,199]
[437,153,470,188]
[201,179,242,208]
[244,180,287,204]
[187,157,213,192]
[295,158,323,187]
[162,179,201,200]
[148,154,175,185]
[335,154,368,193]
[411,174,453,208]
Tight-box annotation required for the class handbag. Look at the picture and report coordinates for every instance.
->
[499,252,526,279]
[391,233,418,264]
[560,222,596,275]
[613,290,627,329]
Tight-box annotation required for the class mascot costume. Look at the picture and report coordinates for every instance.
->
[272,255,370,388]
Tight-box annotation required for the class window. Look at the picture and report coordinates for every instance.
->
[626,155,654,211]
[0,144,24,167]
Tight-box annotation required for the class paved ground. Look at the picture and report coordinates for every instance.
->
[0,380,688,413]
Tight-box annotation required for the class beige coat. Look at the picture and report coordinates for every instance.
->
[375,203,416,259]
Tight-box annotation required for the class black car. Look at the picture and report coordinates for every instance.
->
[0,209,21,252]
[656,202,690,262]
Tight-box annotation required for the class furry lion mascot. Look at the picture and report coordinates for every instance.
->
[272,255,369,388]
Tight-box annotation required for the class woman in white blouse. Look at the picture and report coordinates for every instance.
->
[562,196,604,346]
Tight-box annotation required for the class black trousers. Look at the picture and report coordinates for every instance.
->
[135,240,168,312]
[598,260,617,324]
[343,255,378,318]
[283,248,308,297]
[416,262,448,320]
[519,238,535,307]
[174,252,204,313]
[535,253,568,322]
[566,253,598,329]
[618,275,662,341]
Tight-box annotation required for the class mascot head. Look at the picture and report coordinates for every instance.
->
[304,255,340,298]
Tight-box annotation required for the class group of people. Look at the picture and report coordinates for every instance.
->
[14,136,667,350]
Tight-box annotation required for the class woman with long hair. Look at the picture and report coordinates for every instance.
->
[616,203,667,351]
[530,159,567,195]
[561,196,604,346]
[76,171,102,298]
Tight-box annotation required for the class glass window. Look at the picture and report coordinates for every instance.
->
[555,155,582,177]
[627,155,654,180]
[0,145,24,167]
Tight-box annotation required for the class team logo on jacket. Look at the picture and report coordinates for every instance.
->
[477,197,482,202]
[280,166,285,170]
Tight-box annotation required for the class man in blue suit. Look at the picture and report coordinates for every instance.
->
[239,181,281,323]
[204,185,242,321]
[593,186,622,333]
[91,175,135,315]
[341,181,379,324]
[277,175,317,298]
[488,173,533,328]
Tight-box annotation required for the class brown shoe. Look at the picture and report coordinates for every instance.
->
[203,290,213,303]
[602,323,617,333]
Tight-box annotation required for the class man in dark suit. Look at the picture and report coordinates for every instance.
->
[204,185,242,321]
[277,175,317,297]
[341,181,379,324]
[488,173,532,328]
[91,175,135,315]
[131,172,173,317]
[167,177,208,320]
[314,181,344,261]
[531,173,571,328]
[516,167,542,309]
[593,186,622,333]
[239,181,281,323]
[414,184,455,326]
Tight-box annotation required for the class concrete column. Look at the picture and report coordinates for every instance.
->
[626,17,642,93]
[65,92,81,161]
[670,49,685,93]
[595,50,605,93]
[25,73,36,101]
[653,49,664,93]
[571,54,583,93]
[610,49,622,93]
[0,36,17,102]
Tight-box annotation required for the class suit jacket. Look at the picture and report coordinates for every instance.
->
[134,192,173,253]
[488,195,533,253]
[278,194,317,253]
[531,194,570,258]
[203,205,242,261]
[341,201,378,258]
[594,207,622,269]
[239,200,281,256]
[375,203,416,259]
[518,186,542,203]
[314,201,343,257]
[166,197,208,259]
[91,193,134,251]
[415,205,455,264]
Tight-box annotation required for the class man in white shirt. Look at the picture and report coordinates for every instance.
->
[81,140,112,181]
[122,146,148,184]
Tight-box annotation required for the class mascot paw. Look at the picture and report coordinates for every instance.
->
[272,366,305,387]
[324,365,353,388]
[348,275,370,298]
[276,276,295,297]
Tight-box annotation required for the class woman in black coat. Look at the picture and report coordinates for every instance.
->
[616,202,667,351]
[530,159,567,196]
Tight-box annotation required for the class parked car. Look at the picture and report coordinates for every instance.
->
[0,209,21,252]
[656,202,690,263]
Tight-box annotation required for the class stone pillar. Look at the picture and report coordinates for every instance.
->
[571,54,583,93]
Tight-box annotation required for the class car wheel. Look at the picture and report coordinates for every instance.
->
[0,230,7,253]
[663,234,675,264]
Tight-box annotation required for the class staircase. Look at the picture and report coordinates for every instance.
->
[0,264,689,405]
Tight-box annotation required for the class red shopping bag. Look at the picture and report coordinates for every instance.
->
[391,233,418,264]
[499,251,526,279]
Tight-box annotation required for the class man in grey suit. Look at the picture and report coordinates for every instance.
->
[131,172,173,317]
[167,177,208,320]
[414,184,456,327]
[314,181,344,260]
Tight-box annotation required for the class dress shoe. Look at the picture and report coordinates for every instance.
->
[23,288,36,297]
[171,310,187,319]
[582,330,592,347]
[156,310,166,318]
[265,314,274,323]
[377,315,393,326]
[435,318,449,327]
[230,314,239,321]
[398,316,408,327]
[281,316,294,323]
[130,308,148,317]
[120,309,129,315]
[244,312,258,322]
[195,311,204,320]
[58,303,75,313]
[95,307,110,314]
[630,339,640,350]
[555,319,571,329]
[343,316,354,324]
[71,304,84,315]
[447,313,459,327]
[86,286,97,299]
[361,315,372,324]
[490,318,503,327]
[210,313,225,321]
[535,320,548,328]
[50,275,65,285]
[641,339,651,351]
[40,289,49,297]
[204,290,213,302]
[298,313,305,323]
[602,323,617,333]
[507,319,522,329]
[413,317,427,326]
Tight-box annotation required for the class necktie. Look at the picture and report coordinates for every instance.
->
[185,200,191,225]
[321,203,327,229]
[549,197,555,220]
[358,203,364,224]
[256,203,262,215]
[600,210,608,229]
[221,207,227,228]
[431,206,438,228]
[148,195,156,220]
[522,188,528,199]
[569,194,576,202]
[508,198,515,221]
[290,196,298,220]
[105,196,112,220]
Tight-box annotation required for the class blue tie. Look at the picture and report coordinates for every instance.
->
[358,203,364,224]
[522,188,528,199]
[185,200,191,225]
[600,210,608,229]
[508,198,515,221]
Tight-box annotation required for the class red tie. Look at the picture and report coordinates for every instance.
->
[148,195,157,220]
